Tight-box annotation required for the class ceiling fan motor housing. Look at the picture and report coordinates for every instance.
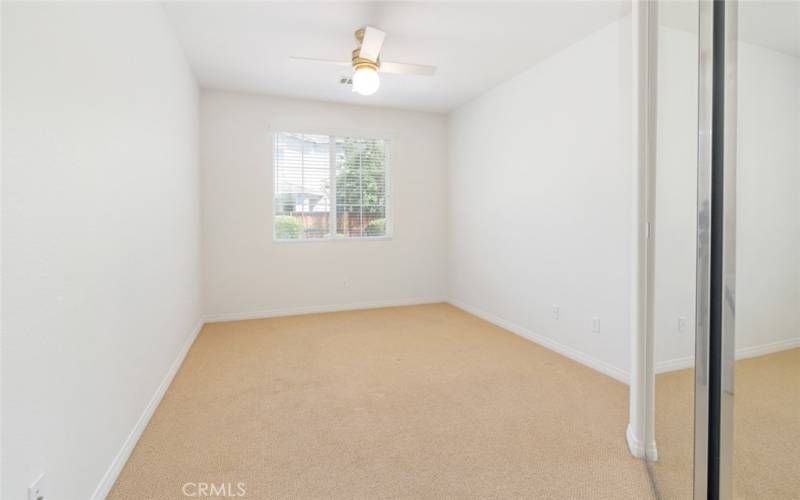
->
[351,48,379,71]
[352,27,380,71]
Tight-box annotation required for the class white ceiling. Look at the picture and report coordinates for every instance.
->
[163,1,630,113]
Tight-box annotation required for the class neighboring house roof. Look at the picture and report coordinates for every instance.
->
[275,183,329,213]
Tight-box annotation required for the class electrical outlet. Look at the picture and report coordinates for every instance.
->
[678,316,687,333]
[592,317,600,333]
[29,473,45,500]
[552,305,559,320]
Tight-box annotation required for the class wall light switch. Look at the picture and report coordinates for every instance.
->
[678,316,687,333]
[29,473,45,500]
[592,317,600,333]
[552,305,559,320]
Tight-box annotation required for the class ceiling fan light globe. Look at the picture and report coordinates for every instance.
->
[352,66,380,96]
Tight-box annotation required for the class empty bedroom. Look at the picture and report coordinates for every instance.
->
[2,1,797,499]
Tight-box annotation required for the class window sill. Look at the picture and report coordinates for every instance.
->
[273,236,393,244]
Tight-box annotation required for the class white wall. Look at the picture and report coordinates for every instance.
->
[200,90,447,319]
[447,17,633,381]
[736,43,800,355]
[653,26,800,370]
[2,3,201,499]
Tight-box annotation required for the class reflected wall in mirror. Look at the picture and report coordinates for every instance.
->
[651,1,699,498]
[734,1,800,498]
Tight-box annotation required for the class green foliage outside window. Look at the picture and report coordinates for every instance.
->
[275,215,304,239]
[365,218,386,237]
[336,139,386,215]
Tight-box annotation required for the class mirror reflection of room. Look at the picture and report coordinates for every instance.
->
[651,2,800,499]
[732,2,800,497]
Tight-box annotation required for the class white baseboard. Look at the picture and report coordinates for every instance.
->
[654,355,694,374]
[737,337,800,360]
[203,296,447,323]
[90,320,204,500]
[655,337,800,374]
[627,424,658,460]
[448,299,630,384]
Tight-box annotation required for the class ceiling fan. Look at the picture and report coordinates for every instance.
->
[291,26,437,96]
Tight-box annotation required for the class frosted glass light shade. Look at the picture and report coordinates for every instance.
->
[352,67,380,96]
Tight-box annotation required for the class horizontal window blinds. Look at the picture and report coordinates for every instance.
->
[273,132,388,240]
[336,137,386,238]
[274,132,331,239]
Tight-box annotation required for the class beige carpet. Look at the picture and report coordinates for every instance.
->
[109,303,654,499]
[653,347,800,499]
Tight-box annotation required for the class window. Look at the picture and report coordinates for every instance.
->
[273,131,389,241]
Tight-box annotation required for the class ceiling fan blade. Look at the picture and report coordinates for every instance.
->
[359,26,386,62]
[380,61,437,76]
[291,56,351,67]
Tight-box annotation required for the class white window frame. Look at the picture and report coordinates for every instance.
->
[272,130,392,243]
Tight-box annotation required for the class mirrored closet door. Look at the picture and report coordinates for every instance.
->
[647,1,798,498]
